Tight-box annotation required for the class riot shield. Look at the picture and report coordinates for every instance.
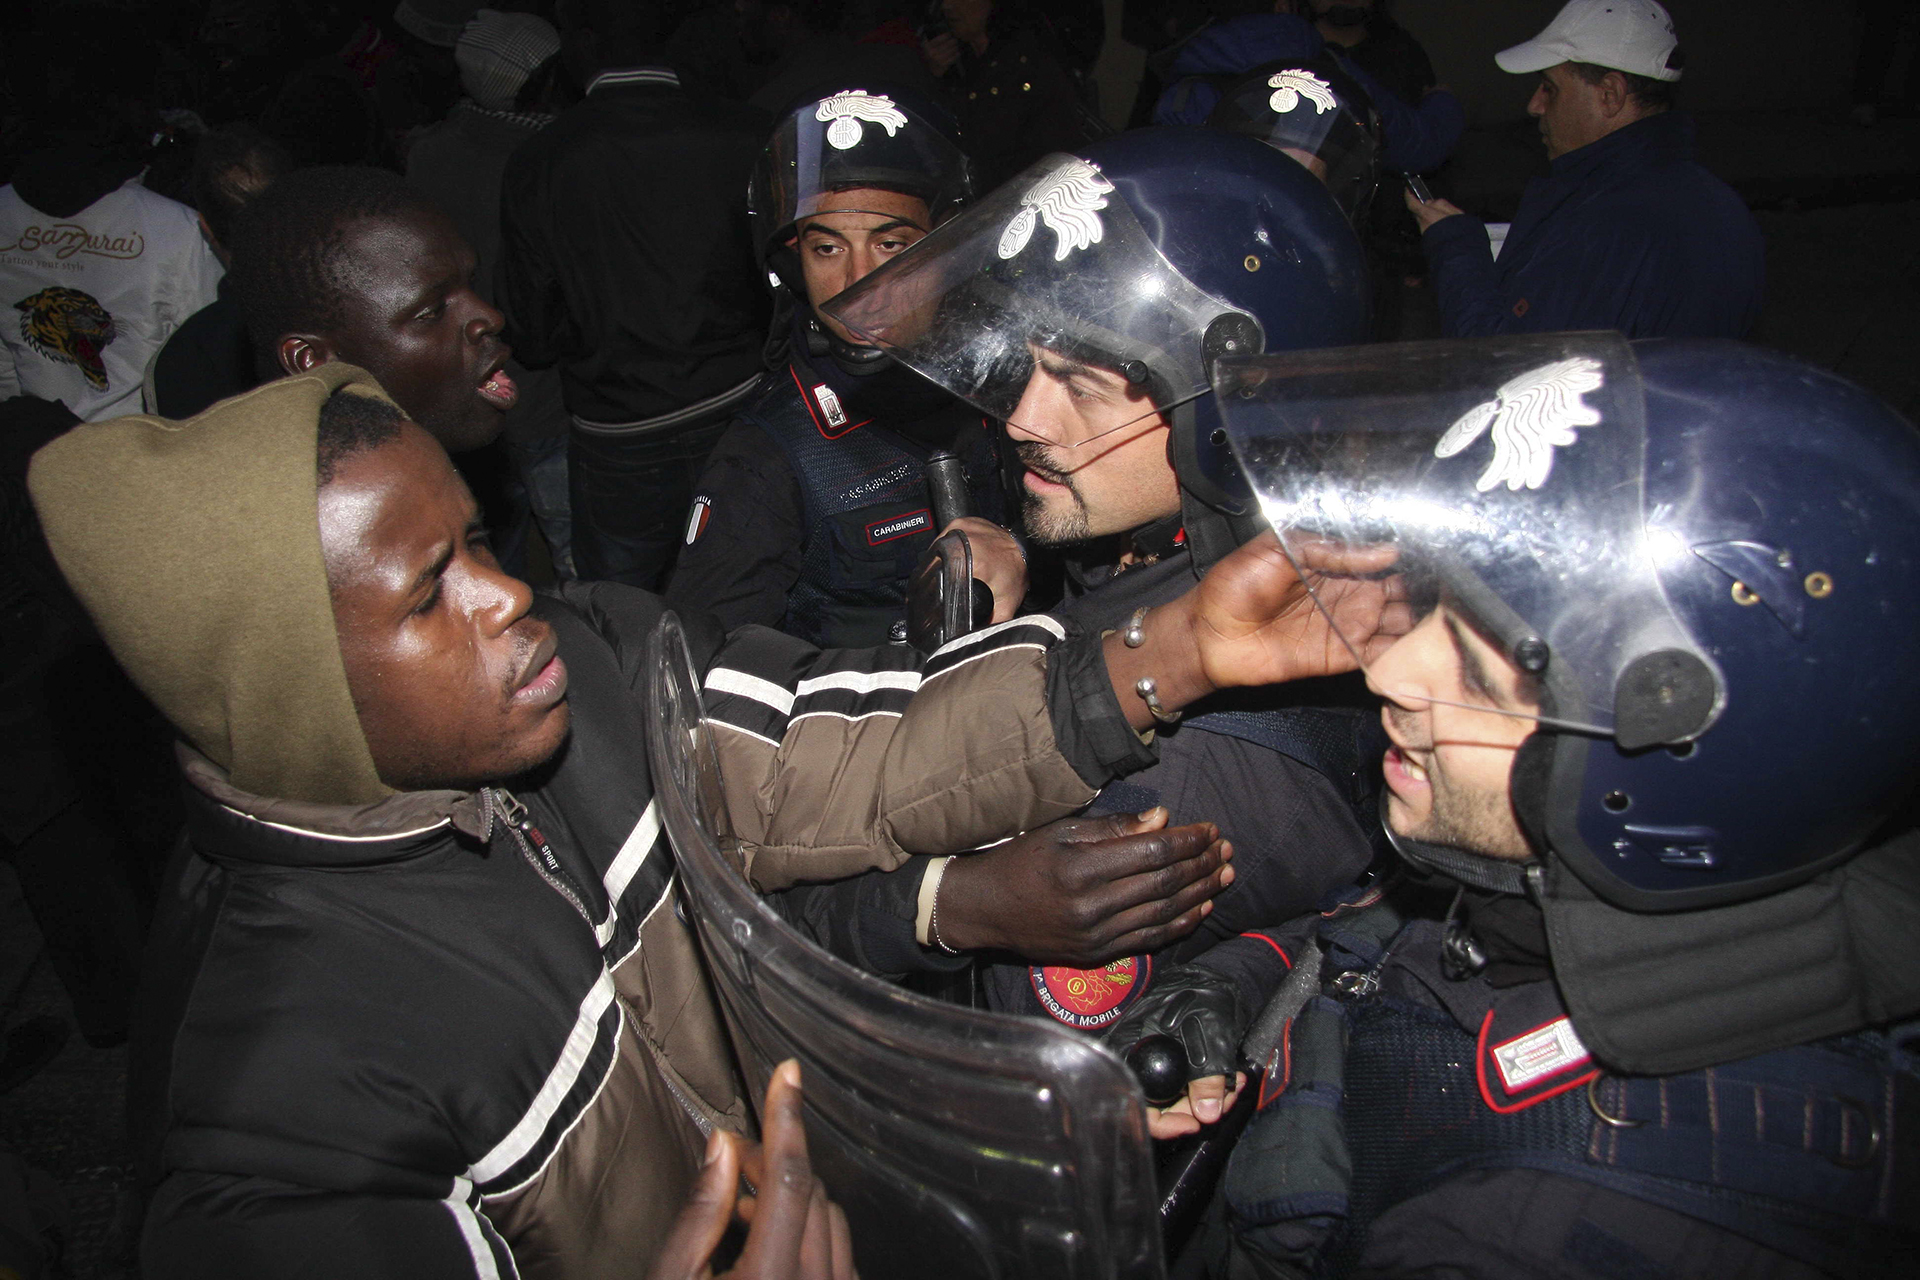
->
[645,612,1165,1280]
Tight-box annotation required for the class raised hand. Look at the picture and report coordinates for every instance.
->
[1194,534,1411,686]
[1101,532,1410,730]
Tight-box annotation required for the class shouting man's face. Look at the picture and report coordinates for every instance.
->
[281,206,517,452]
[1002,344,1182,546]
[1367,601,1539,862]
[319,421,569,792]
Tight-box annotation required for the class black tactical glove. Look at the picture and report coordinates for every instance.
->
[1103,963,1247,1083]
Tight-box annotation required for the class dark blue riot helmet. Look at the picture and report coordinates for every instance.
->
[1218,334,1920,911]
[749,84,972,295]
[749,84,973,377]
[821,127,1370,564]
[1203,55,1384,226]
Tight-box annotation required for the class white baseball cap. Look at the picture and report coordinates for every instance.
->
[1495,0,1684,82]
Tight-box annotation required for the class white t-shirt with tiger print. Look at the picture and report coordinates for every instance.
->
[0,177,223,421]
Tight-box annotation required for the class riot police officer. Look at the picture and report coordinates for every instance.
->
[811,128,1383,1137]
[665,84,1025,648]
[1207,334,1920,1277]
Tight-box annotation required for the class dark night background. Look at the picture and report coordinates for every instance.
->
[2,2,1915,1275]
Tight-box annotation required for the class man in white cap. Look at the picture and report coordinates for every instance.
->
[1405,0,1763,340]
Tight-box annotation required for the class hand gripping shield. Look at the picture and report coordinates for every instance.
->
[644,613,1165,1279]
[1215,333,1719,747]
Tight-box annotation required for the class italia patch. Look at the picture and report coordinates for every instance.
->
[1490,1016,1590,1093]
[1029,956,1150,1029]
[866,508,931,545]
[684,495,712,545]
[812,383,848,429]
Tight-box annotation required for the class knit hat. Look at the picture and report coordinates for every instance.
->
[456,9,563,111]
[28,364,399,806]
[1496,0,1683,83]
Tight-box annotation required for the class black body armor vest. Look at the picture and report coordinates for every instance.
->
[743,357,1005,649]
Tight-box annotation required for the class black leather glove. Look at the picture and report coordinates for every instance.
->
[1103,963,1247,1082]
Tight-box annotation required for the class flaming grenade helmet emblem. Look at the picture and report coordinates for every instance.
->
[997,158,1115,262]
[814,90,909,150]
[1434,357,1606,492]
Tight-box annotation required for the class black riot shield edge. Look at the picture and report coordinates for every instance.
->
[644,612,1166,1280]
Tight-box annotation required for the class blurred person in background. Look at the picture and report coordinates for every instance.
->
[498,0,772,589]
[409,6,579,579]
[145,123,296,420]
[0,6,224,422]
[921,0,1108,189]
[1406,0,1764,340]
[741,0,935,115]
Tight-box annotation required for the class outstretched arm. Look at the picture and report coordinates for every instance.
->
[1103,533,1409,731]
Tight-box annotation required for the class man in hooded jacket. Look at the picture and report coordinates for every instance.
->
[27,361,1356,1277]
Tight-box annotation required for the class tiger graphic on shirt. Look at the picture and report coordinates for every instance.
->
[16,285,117,391]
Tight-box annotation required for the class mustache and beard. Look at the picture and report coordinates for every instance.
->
[1380,702,1533,863]
[1013,440,1093,547]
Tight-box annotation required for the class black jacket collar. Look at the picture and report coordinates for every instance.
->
[179,745,485,869]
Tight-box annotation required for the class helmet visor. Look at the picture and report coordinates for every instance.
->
[1208,65,1380,222]
[819,152,1260,451]
[752,89,971,250]
[1216,333,1718,741]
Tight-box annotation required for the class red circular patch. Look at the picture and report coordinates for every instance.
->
[1029,955,1151,1029]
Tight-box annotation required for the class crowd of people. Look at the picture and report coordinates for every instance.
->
[2,2,1915,1279]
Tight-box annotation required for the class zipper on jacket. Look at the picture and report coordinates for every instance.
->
[489,787,597,931]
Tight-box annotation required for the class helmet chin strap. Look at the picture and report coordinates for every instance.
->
[1383,815,1535,897]
[1169,397,1268,573]
[803,312,894,378]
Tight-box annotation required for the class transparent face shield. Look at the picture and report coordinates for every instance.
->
[749,89,972,252]
[1215,333,1721,745]
[819,152,1258,453]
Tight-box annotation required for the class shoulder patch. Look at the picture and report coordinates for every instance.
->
[1029,955,1150,1029]
[1490,1015,1590,1093]
[812,383,849,430]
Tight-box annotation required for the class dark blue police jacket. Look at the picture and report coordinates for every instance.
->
[1422,111,1765,340]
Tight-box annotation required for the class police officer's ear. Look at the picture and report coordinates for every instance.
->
[277,334,337,378]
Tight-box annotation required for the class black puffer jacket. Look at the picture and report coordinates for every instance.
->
[135,583,1134,1279]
